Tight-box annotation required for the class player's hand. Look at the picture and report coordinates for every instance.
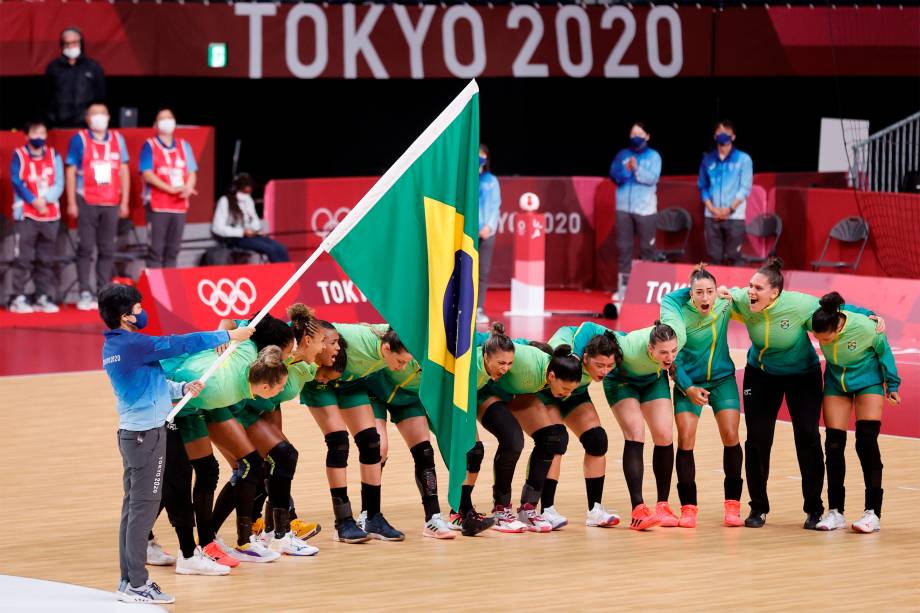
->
[887,391,900,406]
[869,315,886,333]
[228,326,254,343]
[119,203,130,218]
[183,380,205,397]
[717,285,732,300]
[67,202,78,219]
[215,342,229,355]
[479,226,492,240]
[686,386,710,407]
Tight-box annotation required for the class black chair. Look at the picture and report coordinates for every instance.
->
[113,218,146,278]
[212,233,269,265]
[811,216,870,271]
[655,208,693,262]
[740,213,783,265]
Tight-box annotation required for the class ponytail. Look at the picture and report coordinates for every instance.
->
[548,345,582,383]
[250,314,294,351]
[483,322,516,357]
[649,320,677,347]
[287,303,319,343]
[811,291,846,334]
[689,262,716,286]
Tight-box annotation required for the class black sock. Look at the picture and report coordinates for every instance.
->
[459,485,474,516]
[653,444,674,503]
[623,440,645,509]
[541,479,558,511]
[211,482,235,534]
[723,444,743,501]
[586,476,605,510]
[855,420,884,517]
[233,454,261,546]
[330,487,349,504]
[824,428,847,512]
[676,448,697,506]
[148,531,155,541]
[175,525,197,559]
[362,483,381,518]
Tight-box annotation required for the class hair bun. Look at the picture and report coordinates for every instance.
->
[764,257,784,271]
[286,303,314,321]
[490,322,506,336]
[819,291,845,312]
[552,344,573,358]
[257,345,284,367]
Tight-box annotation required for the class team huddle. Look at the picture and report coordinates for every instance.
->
[101,257,900,605]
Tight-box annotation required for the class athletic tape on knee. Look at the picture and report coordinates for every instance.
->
[354,427,382,465]
[267,441,299,480]
[579,426,608,457]
[190,454,219,494]
[324,430,350,468]
[466,441,485,473]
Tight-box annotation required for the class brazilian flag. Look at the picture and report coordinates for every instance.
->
[324,81,480,509]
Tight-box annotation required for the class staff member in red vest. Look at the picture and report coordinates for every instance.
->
[65,101,130,311]
[8,120,64,314]
[139,108,198,269]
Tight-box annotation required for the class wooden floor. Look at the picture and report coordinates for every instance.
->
[1,371,919,611]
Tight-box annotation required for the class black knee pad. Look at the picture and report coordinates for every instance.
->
[191,454,220,494]
[466,441,485,473]
[825,428,847,452]
[410,441,436,469]
[579,426,608,457]
[855,420,882,461]
[481,402,525,455]
[533,424,567,456]
[324,430,350,468]
[354,427,382,465]
[236,451,263,486]
[267,441,299,480]
[557,427,570,455]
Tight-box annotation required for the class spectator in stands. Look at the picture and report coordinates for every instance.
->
[66,102,130,311]
[140,109,198,269]
[211,173,289,263]
[8,120,64,314]
[477,144,501,324]
[698,120,753,266]
[45,27,106,128]
[610,122,662,297]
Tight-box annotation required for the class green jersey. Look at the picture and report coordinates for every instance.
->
[729,289,872,376]
[243,359,319,413]
[366,359,422,407]
[818,312,900,393]
[162,340,257,410]
[335,323,390,382]
[547,322,621,394]
[603,326,665,388]
[660,288,734,390]
[496,343,552,396]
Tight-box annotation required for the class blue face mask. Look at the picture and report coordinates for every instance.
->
[715,133,733,146]
[28,138,46,149]
[479,156,487,167]
[131,309,148,330]
[630,136,647,149]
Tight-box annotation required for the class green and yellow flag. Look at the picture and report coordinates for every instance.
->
[324,81,480,509]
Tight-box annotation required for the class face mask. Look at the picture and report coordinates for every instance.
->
[63,47,81,60]
[131,310,148,330]
[715,133,733,146]
[89,114,109,132]
[157,118,176,135]
[630,136,647,149]
[479,156,487,167]
[28,138,46,149]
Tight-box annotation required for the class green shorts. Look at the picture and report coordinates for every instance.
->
[477,380,512,407]
[301,379,370,409]
[369,395,428,424]
[175,411,208,444]
[673,375,740,416]
[823,371,885,398]
[232,404,277,429]
[203,406,234,424]
[538,388,593,418]
[603,372,671,406]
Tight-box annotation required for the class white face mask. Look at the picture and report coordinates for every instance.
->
[89,114,109,132]
[63,47,81,60]
[157,118,176,135]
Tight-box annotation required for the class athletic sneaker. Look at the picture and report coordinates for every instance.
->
[803,511,823,530]
[356,510,367,531]
[422,513,456,539]
[447,511,464,531]
[586,502,620,528]
[517,503,552,533]
[461,510,495,536]
[333,517,371,544]
[816,509,847,531]
[678,504,699,528]
[491,505,527,533]
[365,512,406,541]
[117,580,175,604]
[541,505,569,530]
[851,510,881,533]
[146,538,176,566]
[176,546,231,576]
[291,519,321,540]
[76,290,97,311]
[251,517,265,536]
[744,511,767,528]
[656,501,680,527]
[34,295,59,313]
[276,531,320,556]
[202,541,239,568]
[723,500,744,527]
[629,503,660,531]
[9,295,33,314]
[230,535,281,563]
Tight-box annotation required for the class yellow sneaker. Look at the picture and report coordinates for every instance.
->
[290,519,321,540]
[251,517,265,536]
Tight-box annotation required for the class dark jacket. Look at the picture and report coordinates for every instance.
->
[45,55,106,127]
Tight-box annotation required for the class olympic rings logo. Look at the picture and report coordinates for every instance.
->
[310,206,351,238]
[197,277,257,317]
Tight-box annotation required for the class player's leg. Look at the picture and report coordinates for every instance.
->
[564,401,619,528]
[510,394,566,533]
[852,391,885,533]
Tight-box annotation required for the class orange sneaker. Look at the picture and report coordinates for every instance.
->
[656,502,679,527]
[203,540,239,568]
[629,504,661,531]
[723,500,743,527]
[251,517,265,536]
[678,504,698,528]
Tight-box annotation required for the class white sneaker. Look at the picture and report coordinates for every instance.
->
[258,529,275,546]
[517,503,552,533]
[76,290,97,311]
[816,509,847,531]
[229,535,281,563]
[541,505,569,530]
[214,536,235,557]
[176,546,230,575]
[146,538,176,566]
[422,513,457,539]
[276,531,320,556]
[357,509,368,531]
[586,502,621,528]
[476,308,490,324]
[34,295,60,313]
[851,510,881,533]
[8,295,33,314]
[117,580,175,604]
[491,505,527,533]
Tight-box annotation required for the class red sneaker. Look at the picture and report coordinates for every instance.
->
[656,502,679,527]
[203,540,239,568]
[629,504,661,531]
[723,500,743,527]
[678,504,698,528]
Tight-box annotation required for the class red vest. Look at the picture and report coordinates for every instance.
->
[79,129,123,205]
[15,145,61,222]
[146,137,190,213]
